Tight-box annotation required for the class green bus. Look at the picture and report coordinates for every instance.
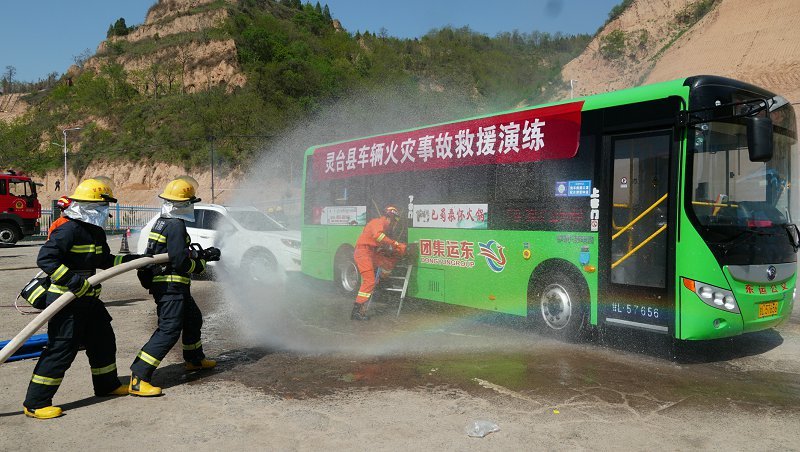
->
[301,75,798,341]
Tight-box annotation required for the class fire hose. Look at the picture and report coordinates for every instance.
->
[0,254,169,365]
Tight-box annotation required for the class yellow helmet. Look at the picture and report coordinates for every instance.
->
[92,176,115,192]
[175,175,199,191]
[69,178,117,203]
[159,178,200,203]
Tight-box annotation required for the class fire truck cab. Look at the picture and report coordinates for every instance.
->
[0,171,41,244]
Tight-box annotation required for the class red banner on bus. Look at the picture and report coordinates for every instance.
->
[313,101,583,181]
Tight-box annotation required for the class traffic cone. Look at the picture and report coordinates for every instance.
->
[119,228,130,254]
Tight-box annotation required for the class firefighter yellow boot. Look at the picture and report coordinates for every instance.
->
[185,358,216,371]
[99,384,130,396]
[23,406,63,419]
[129,375,162,397]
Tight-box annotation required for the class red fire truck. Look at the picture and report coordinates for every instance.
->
[0,171,41,244]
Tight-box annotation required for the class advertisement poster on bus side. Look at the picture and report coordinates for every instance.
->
[320,206,366,226]
[412,204,488,229]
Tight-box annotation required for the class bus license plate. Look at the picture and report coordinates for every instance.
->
[758,301,779,318]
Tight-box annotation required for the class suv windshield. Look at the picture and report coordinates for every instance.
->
[229,210,286,231]
[689,97,797,235]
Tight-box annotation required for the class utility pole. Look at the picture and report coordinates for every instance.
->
[570,79,578,99]
[208,135,216,204]
[62,127,82,193]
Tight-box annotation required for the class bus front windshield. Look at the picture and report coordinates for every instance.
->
[689,98,797,237]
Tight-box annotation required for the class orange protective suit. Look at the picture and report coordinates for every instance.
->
[354,216,403,304]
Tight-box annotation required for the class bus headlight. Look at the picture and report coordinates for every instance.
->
[683,278,740,314]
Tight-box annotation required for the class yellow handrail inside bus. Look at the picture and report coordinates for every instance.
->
[612,225,667,269]
[691,201,739,208]
[611,193,668,241]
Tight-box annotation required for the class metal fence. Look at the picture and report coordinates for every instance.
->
[37,205,160,237]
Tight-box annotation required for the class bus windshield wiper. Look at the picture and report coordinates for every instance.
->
[784,223,800,252]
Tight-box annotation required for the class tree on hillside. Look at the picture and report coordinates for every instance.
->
[2,66,15,93]
[107,17,132,38]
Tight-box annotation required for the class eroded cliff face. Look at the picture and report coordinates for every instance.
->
[83,0,245,94]
[36,161,243,206]
[560,0,800,104]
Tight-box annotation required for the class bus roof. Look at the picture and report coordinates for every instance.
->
[304,77,691,157]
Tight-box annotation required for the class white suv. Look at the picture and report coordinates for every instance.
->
[137,204,301,280]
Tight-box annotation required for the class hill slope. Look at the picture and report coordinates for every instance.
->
[560,0,800,104]
[2,0,590,205]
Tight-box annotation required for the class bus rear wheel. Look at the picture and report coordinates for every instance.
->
[529,271,586,340]
[335,253,360,296]
[0,223,20,245]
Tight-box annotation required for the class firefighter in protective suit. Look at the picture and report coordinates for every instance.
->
[352,205,406,320]
[23,178,144,419]
[129,177,221,396]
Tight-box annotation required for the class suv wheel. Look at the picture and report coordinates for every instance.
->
[242,249,278,284]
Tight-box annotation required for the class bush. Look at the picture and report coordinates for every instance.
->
[600,29,627,60]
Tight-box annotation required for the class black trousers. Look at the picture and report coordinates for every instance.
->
[24,298,120,409]
[130,293,205,381]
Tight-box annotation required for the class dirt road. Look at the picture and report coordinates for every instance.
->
[1,239,799,450]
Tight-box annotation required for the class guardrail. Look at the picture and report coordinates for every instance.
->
[37,205,161,236]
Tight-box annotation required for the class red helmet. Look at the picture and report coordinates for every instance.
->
[56,196,71,211]
[384,205,400,218]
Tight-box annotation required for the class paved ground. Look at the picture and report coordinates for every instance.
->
[1,238,799,450]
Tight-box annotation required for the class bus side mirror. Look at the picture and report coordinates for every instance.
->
[746,116,773,162]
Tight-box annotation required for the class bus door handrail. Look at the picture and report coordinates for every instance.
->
[612,225,667,269]
[611,193,668,241]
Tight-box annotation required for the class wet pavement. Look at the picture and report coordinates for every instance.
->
[3,240,800,447]
[194,267,800,416]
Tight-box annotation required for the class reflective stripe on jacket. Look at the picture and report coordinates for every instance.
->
[145,217,206,294]
[355,216,397,249]
[37,219,137,302]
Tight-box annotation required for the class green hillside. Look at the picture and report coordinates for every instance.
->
[0,0,590,175]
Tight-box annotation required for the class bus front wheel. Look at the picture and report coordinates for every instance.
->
[529,271,586,340]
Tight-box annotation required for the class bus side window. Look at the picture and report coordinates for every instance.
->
[331,177,366,206]
[0,180,6,195]
[446,166,492,203]
[304,156,328,224]
[366,172,420,219]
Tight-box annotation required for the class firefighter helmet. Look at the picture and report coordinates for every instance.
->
[92,176,116,191]
[175,175,199,191]
[159,178,201,203]
[384,205,400,218]
[56,196,71,211]
[69,178,117,203]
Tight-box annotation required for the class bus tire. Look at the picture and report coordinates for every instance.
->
[0,222,21,245]
[528,270,587,341]
[334,251,360,296]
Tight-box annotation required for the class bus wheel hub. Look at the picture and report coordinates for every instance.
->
[540,284,572,330]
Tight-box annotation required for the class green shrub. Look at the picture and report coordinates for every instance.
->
[600,29,627,60]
